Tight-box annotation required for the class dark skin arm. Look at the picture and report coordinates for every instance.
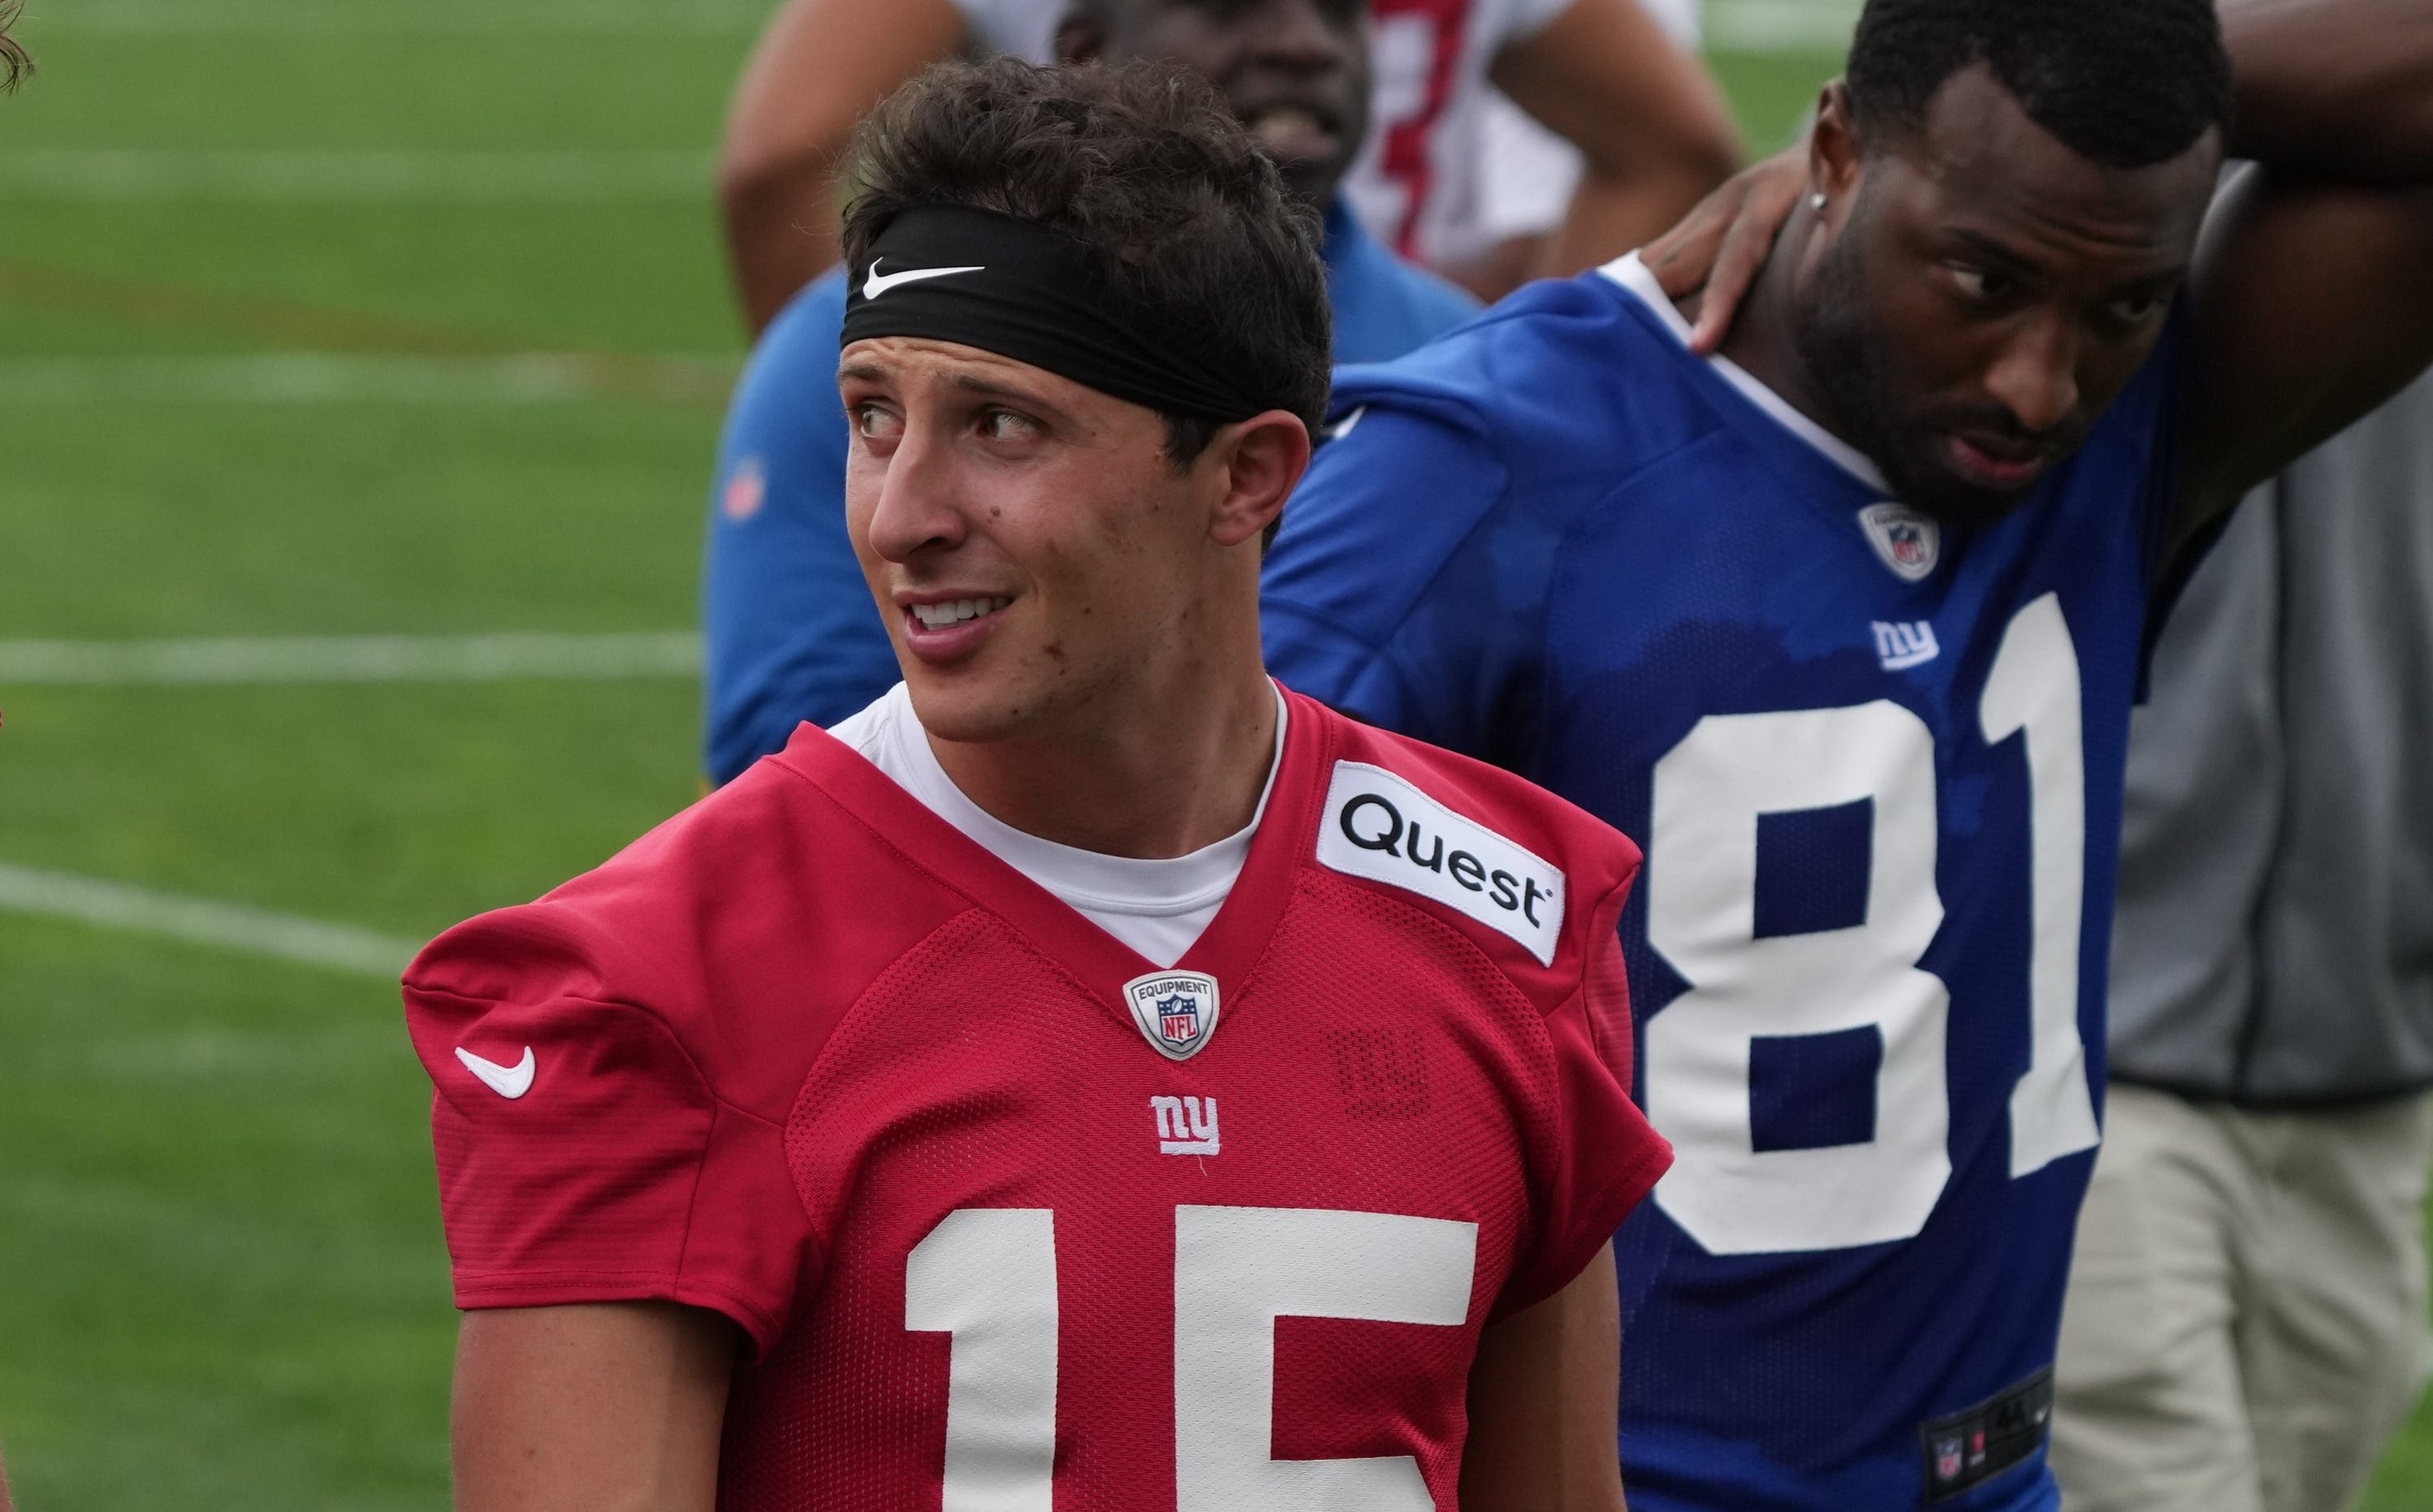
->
[2172,0,2433,551]
[717,0,970,335]
[1644,0,2433,565]
[1487,0,1741,283]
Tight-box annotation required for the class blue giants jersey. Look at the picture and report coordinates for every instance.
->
[1261,254,2191,1511]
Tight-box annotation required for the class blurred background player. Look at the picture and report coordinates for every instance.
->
[1260,0,2433,1505]
[1462,0,1706,299]
[717,0,1739,328]
[413,58,1667,1509]
[2051,373,2433,1512]
[702,0,1493,784]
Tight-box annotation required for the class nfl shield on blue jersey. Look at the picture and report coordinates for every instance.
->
[1263,254,2193,1511]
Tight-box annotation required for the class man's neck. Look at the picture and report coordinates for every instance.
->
[927,657,1281,862]
[1708,214,1861,451]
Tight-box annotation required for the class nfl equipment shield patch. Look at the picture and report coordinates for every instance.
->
[1122,970,1221,1061]
[1857,502,1942,581]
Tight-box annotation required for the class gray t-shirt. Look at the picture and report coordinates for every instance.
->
[2108,370,2433,1104]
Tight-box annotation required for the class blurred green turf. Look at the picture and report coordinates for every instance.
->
[0,5,2427,1508]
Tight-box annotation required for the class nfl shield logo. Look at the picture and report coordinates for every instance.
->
[1933,1434,1964,1483]
[1122,970,1221,1061]
[1857,502,1942,582]
[721,456,767,521]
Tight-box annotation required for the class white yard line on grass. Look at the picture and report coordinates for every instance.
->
[0,862,421,978]
[1707,0,1860,50]
[45,0,1852,48]
[0,632,702,685]
[0,150,715,203]
[0,353,737,405]
[48,2,765,34]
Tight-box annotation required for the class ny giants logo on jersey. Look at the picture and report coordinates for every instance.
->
[1123,970,1221,1061]
[1148,1095,1220,1155]
[1873,619,1942,671]
[1316,762,1565,966]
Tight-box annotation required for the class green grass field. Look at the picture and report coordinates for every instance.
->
[0,2,2426,1507]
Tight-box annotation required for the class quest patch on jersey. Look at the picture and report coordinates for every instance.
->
[1316,762,1564,966]
[1123,970,1222,1061]
[1858,502,1942,581]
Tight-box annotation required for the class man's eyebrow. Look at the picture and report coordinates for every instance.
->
[949,371,1051,404]
[837,359,889,385]
[1944,227,2046,274]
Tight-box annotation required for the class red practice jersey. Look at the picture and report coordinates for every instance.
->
[404,689,1670,1510]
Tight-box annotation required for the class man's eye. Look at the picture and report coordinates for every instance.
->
[853,403,901,440]
[979,410,1039,442]
[1950,266,2013,304]
[2106,294,2165,326]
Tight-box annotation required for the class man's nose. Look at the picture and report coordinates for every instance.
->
[1982,313,2081,436]
[1247,0,1347,69]
[861,422,969,564]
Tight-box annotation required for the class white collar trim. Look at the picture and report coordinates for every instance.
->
[844,681,1287,918]
[1601,251,1891,495]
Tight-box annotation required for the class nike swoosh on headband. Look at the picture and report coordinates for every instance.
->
[863,258,986,300]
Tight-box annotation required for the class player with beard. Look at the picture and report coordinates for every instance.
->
[702,0,1493,786]
[414,59,1670,1511]
[1260,0,2433,1507]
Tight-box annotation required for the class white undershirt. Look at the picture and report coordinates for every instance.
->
[826,683,1288,968]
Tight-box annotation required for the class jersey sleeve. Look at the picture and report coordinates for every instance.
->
[1499,873,1672,1314]
[1261,395,1541,760]
[702,271,901,785]
[947,0,1059,60]
[404,911,814,1357]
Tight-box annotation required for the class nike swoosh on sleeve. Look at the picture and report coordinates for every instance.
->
[455,1044,537,1099]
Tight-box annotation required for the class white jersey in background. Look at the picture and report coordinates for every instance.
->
[950,0,1703,268]
[1476,0,1703,253]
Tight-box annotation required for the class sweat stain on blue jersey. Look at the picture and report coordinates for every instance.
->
[1262,253,2192,1512]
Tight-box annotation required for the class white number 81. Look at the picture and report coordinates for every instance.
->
[1644,594,2101,1255]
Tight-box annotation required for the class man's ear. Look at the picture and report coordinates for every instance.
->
[1055,11,1106,65]
[1810,81,1864,207]
[1207,412,1312,550]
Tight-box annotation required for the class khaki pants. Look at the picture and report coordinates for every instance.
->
[2051,1082,2433,1512]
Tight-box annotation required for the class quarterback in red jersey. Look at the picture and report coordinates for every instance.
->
[408,59,1669,1512]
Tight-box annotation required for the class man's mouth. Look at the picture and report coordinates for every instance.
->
[1942,430,2056,491]
[908,595,1013,631]
[1242,103,1341,164]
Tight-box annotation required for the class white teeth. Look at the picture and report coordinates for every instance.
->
[1251,108,1325,152]
[910,595,1013,630]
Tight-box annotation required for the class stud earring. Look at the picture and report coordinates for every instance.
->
[1811,192,1829,210]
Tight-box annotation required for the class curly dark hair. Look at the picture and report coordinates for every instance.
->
[840,57,1332,464]
[1847,0,2231,169]
[0,0,29,93]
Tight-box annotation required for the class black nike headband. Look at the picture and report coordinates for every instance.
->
[839,205,1273,424]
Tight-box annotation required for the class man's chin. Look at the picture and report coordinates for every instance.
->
[1886,455,2042,530]
[897,668,1062,751]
